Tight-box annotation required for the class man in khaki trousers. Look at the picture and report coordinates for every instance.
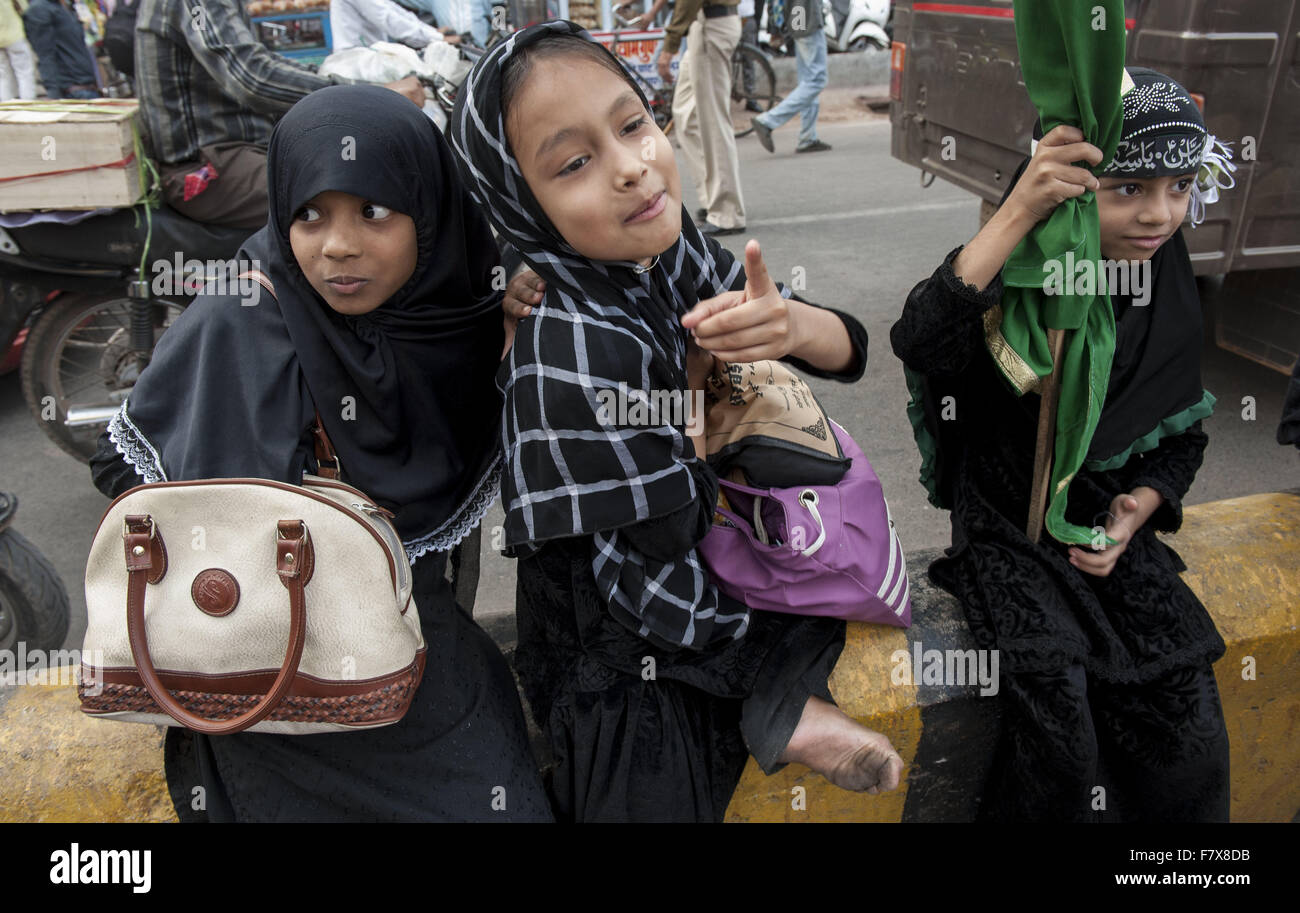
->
[658,0,746,235]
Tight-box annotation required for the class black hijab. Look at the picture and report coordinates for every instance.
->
[109,85,506,560]
[1086,67,1218,465]
[1085,227,1211,467]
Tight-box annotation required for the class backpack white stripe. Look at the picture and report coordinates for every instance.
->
[889,575,910,616]
[885,532,908,608]
[877,519,899,599]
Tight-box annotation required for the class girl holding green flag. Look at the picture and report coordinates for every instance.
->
[890,64,1233,821]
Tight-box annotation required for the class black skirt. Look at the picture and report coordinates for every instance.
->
[514,534,846,823]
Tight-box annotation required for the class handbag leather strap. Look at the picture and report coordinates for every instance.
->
[312,411,341,480]
[122,515,312,735]
[236,271,342,482]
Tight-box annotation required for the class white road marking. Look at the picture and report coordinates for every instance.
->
[747,198,972,227]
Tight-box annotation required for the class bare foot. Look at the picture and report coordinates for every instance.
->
[779,696,905,794]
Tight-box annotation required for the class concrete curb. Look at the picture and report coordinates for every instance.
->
[3,492,1296,822]
[724,490,1300,822]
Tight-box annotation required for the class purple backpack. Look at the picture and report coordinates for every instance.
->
[698,421,912,627]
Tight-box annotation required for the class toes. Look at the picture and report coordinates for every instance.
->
[853,744,905,794]
[880,754,904,792]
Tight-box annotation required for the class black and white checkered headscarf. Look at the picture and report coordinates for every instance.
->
[447,20,796,649]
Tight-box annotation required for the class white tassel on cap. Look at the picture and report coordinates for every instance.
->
[1189,135,1237,228]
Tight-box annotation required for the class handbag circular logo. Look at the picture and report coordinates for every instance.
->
[191,568,240,617]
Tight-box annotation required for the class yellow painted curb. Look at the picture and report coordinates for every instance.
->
[1175,491,1300,823]
[0,671,175,823]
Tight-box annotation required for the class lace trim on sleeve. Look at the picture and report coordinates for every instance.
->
[107,401,168,484]
[938,245,1005,306]
[402,451,502,564]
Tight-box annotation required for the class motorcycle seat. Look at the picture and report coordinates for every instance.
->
[9,206,252,270]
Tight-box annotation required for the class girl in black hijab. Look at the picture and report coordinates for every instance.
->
[892,68,1231,821]
[90,84,552,822]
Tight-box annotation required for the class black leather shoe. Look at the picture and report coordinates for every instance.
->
[752,118,775,153]
[796,140,832,153]
[698,222,745,237]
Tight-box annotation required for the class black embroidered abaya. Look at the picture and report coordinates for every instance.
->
[891,242,1231,822]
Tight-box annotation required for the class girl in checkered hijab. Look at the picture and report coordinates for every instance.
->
[448,20,904,822]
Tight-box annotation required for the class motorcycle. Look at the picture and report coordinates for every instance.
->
[824,0,891,53]
[0,491,70,658]
[0,206,251,462]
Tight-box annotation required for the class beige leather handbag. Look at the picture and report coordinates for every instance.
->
[80,270,426,734]
[80,424,426,735]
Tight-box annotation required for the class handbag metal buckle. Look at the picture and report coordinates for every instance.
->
[277,520,310,541]
[122,516,156,540]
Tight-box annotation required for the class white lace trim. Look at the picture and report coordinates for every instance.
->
[110,396,498,563]
[402,452,502,564]
[107,400,168,484]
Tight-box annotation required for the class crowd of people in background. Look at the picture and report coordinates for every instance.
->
[0,0,499,103]
[2,0,839,241]
[2,0,102,100]
[0,0,833,120]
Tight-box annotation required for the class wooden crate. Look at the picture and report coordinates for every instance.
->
[0,99,143,212]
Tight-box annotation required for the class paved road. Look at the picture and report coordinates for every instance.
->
[2,113,1295,650]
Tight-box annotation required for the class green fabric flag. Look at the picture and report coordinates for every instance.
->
[991,0,1126,545]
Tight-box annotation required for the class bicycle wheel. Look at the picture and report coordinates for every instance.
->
[731,43,778,137]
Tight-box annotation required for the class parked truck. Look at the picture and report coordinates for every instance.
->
[888,0,1300,373]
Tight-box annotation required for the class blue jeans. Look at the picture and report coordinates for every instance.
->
[754,31,828,147]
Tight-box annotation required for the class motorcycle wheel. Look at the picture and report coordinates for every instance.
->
[0,527,70,656]
[19,293,186,463]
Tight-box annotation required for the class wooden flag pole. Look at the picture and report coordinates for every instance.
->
[1027,328,1068,543]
